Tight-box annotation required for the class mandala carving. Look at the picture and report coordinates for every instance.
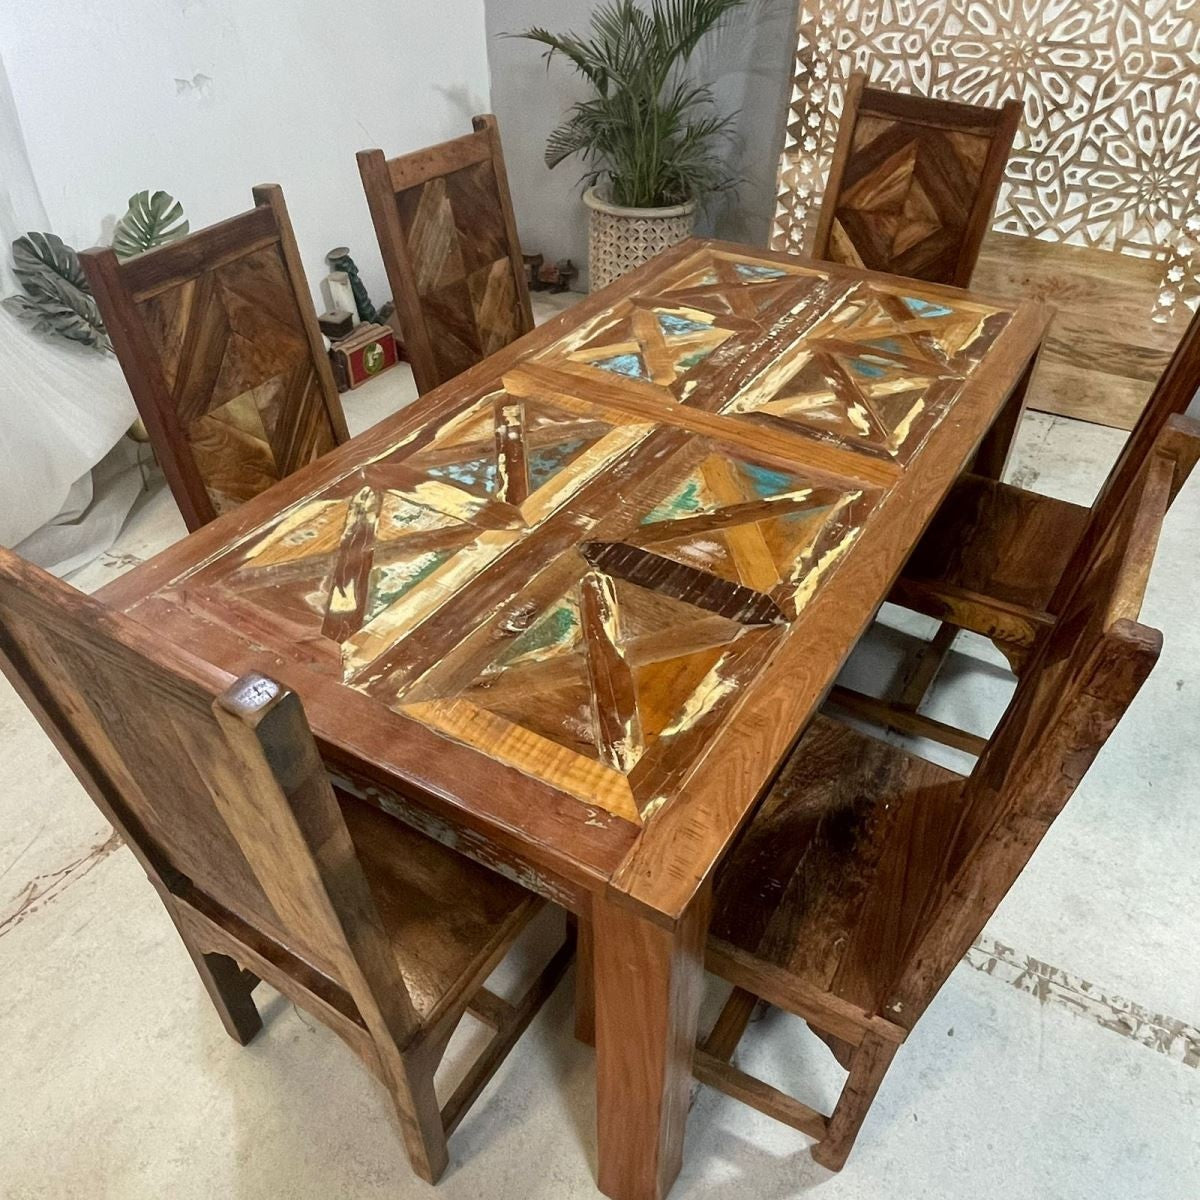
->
[772,0,1200,316]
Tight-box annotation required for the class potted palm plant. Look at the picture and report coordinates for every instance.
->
[513,0,745,290]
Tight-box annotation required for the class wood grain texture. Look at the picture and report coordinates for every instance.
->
[813,74,1021,288]
[359,114,534,396]
[594,882,710,1200]
[973,232,1198,429]
[894,309,1200,650]
[81,186,348,531]
[0,548,563,1185]
[702,423,1181,1167]
[96,239,1045,922]
[94,238,1045,1200]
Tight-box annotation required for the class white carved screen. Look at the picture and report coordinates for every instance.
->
[771,0,1200,319]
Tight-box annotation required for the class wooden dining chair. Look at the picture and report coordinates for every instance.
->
[869,306,1200,735]
[82,185,350,532]
[0,547,570,1184]
[357,114,535,396]
[812,73,1021,287]
[694,419,1194,1169]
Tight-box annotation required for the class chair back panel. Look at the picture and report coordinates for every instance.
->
[0,549,366,991]
[887,429,1192,1022]
[82,185,348,532]
[1078,306,1200,571]
[359,114,534,396]
[812,74,1021,287]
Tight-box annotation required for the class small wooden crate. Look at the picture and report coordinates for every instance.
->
[330,323,399,391]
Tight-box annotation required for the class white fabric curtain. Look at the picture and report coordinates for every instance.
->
[1,52,138,570]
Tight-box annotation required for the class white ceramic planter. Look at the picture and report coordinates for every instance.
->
[583,186,697,291]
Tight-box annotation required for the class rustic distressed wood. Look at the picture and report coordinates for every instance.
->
[974,231,1198,429]
[81,186,349,531]
[95,238,1046,1200]
[884,307,1200,711]
[699,422,1192,1168]
[699,987,759,1062]
[595,881,711,1200]
[0,548,567,1184]
[812,74,1021,288]
[359,114,535,396]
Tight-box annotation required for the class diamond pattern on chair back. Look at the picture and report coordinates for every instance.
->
[82,185,349,532]
[358,114,534,396]
[813,75,1021,288]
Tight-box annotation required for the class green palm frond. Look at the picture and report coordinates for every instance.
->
[4,232,110,351]
[112,190,189,260]
[509,0,746,208]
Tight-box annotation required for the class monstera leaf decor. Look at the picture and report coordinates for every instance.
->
[112,190,189,259]
[5,188,189,351]
[2,232,110,351]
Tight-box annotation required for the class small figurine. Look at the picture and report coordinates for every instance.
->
[522,252,544,289]
[532,257,578,294]
[325,246,380,324]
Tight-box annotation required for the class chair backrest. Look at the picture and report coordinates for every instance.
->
[812,73,1021,287]
[82,185,350,532]
[358,114,535,396]
[0,547,419,1045]
[1073,305,1200,578]
[888,421,1198,1024]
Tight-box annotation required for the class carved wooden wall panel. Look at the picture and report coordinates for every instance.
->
[773,0,1200,316]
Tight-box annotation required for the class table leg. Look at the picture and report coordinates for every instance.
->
[971,347,1041,480]
[593,884,710,1200]
[573,899,596,1046]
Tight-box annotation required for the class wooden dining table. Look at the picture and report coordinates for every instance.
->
[98,238,1048,1199]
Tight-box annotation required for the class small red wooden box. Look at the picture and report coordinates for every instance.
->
[330,323,399,391]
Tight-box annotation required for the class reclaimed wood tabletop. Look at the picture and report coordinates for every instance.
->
[98,238,1049,1200]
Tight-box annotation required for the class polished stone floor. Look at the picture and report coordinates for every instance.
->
[2,308,1198,1198]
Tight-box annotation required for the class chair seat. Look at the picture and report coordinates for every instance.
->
[339,793,541,1027]
[902,473,1090,612]
[709,715,965,1020]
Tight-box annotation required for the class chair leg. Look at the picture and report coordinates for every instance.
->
[894,621,957,714]
[380,1048,450,1185]
[701,986,759,1062]
[181,937,262,1045]
[811,1031,899,1171]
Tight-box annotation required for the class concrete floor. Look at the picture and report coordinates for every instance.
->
[2,310,1198,1197]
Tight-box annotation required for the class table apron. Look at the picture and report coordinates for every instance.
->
[329,761,590,915]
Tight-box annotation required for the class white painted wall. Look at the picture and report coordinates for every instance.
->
[0,0,491,306]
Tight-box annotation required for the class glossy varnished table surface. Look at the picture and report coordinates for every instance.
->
[99,238,1049,1200]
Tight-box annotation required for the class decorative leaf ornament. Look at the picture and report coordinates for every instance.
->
[112,190,189,259]
[2,232,110,351]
